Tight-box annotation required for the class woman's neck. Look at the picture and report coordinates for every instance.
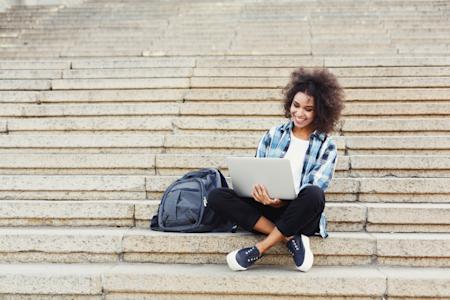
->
[292,125,314,140]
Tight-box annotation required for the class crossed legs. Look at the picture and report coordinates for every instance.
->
[208,185,325,255]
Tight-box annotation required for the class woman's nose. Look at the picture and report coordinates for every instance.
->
[296,109,305,116]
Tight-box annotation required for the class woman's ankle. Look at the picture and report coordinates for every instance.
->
[282,236,293,244]
[255,243,266,255]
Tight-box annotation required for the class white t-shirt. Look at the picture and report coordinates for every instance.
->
[283,131,309,195]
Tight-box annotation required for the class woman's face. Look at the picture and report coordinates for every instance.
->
[290,91,315,131]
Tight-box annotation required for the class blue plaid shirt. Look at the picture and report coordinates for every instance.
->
[255,120,337,238]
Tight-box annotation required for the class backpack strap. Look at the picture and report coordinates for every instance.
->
[216,169,228,188]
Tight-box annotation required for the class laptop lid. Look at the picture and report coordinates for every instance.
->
[226,157,297,200]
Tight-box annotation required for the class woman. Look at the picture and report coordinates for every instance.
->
[208,67,344,272]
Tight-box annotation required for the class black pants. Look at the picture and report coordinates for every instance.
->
[207,185,325,237]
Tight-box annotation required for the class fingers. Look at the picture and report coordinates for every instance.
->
[255,184,270,204]
[252,184,277,205]
[269,199,283,208]
[268,199,286,208]
[252,184,265,204]
[251,188,261,203]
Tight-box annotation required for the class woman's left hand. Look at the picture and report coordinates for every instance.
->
[252,184,286,208]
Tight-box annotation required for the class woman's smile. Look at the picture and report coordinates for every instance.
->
[290,92,315,131]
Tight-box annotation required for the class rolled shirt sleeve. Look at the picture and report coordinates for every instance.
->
[255,130,271,158]
[300,137,338,192]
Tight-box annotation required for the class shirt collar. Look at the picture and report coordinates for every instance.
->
[282,120,326,142]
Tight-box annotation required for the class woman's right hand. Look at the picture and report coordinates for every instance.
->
[252,184,284,207]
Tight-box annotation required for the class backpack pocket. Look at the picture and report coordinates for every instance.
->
[160,180,205,229]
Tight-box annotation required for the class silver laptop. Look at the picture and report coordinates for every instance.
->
[226,157,297,200]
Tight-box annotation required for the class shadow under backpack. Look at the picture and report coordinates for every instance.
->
[150,168,237,233]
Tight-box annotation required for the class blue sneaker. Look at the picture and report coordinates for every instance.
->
[226,246,261,271]
[286,234,314,272]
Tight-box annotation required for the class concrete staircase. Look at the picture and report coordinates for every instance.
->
[1,0,449,298]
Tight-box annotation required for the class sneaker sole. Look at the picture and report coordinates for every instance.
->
[226,249,248,271]
[296,235,314,272]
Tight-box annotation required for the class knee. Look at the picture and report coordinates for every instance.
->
[297,185,325,209]
[207,187,230,209]
[301,185,324,198]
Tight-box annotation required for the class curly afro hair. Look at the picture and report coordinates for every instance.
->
[282,67,344,134]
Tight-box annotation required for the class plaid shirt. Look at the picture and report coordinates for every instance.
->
[255,120,337,238]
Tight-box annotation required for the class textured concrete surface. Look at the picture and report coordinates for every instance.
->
[1,0,450,297]
[0,264,110,294]
[103,264,386,296]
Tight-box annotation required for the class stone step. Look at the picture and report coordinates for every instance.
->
[4,116,447,135]
[398,45,450,55]
[0,175,448,202]
[51,78,190,89]
[5,66,438,79]
[0,79,51,90]
[62,67,193,79]
[0,263,111,297]
[0,200,359,231]
[2,56,450,71]
[365,203,450,233]
[196,56,450,68]
[0,40,406,47]
[144,176,450,203]
[311,45,398,56]
[0,89,187,103]
[2,102,448,118]
[179,102,450,117]
[170,117,449,135]
[345,135,450,155]
[6,44,436,58]
[0,69,62,79]
[0,134,165,153]
[96,264,450,299]
[154,153,449,177]
[0,60,70,69]
[192,66,450,77]
[0,51,62,59]
[0,263,448,299]
[185,88,450,102]
[342,102,450,116]
[0,51,137,58]
[0,103,179,117]
[0,120,6,133]
[0,153,447,178]
[348,154,450,177]
[341,118,450,135]
[13,31,444,41]
[123,231,450,267]
[190,76,450,88]
[6,47,445,57]
[6,88,450,105]
[0,134,448,155]
[5,116,174,133]
[0,227,448,267]
[1,200,448,233]
[0,153,157,175]
[391,28,450,38]
[393,38,450,45]
[71,57,196,69]
[0,200,139,227]
[384,21,450,28]
[4,55,448,72]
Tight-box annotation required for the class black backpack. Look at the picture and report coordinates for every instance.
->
[150,168,236,233]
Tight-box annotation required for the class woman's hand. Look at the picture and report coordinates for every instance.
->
[252,184,286,208]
